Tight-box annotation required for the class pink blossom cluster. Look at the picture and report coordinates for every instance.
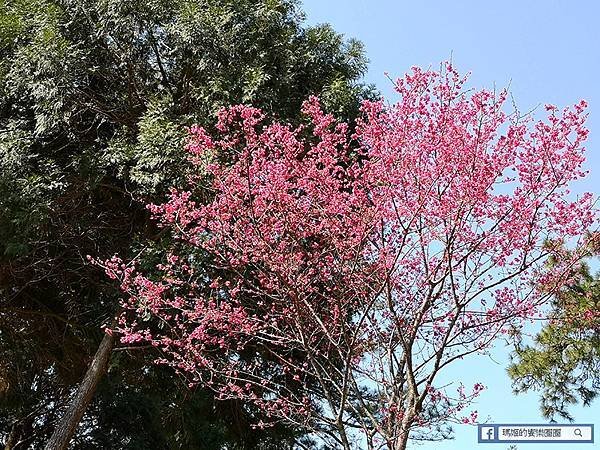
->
[103,64,596,448]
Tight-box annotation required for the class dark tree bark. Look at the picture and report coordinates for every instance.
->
[44,331,115,450]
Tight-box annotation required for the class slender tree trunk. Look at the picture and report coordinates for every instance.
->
[393,406,415,450]
[394,430,410,450]
[44,331,115,450]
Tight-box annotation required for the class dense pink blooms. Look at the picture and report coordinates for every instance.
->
[101,64,595,449]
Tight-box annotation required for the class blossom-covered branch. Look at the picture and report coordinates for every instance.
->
[99,64,596,450]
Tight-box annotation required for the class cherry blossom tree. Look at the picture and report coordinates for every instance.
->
[99,64,596,450]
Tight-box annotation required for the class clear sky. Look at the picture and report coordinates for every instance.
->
[301,1,600,449]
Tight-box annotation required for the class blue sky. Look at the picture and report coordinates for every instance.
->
[301,1,600,449]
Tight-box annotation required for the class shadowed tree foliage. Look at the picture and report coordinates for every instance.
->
[509,239,600,421]
[0,0,375,447]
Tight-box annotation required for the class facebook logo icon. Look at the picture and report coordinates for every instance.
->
[480,427,496,441]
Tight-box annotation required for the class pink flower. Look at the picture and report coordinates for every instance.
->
[102,63,597,446]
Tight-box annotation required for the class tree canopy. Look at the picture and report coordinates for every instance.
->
[0,0,374,447]
[105,65,595,450]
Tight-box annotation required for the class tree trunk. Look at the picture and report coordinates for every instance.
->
[394,430,410,450]
[44,331,115,450]
[392,407,414,450]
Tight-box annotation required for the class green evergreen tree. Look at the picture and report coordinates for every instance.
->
[509,239,600,421]
[0,0,375,447]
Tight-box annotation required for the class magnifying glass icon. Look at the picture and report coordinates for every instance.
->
[574,428,583,437]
